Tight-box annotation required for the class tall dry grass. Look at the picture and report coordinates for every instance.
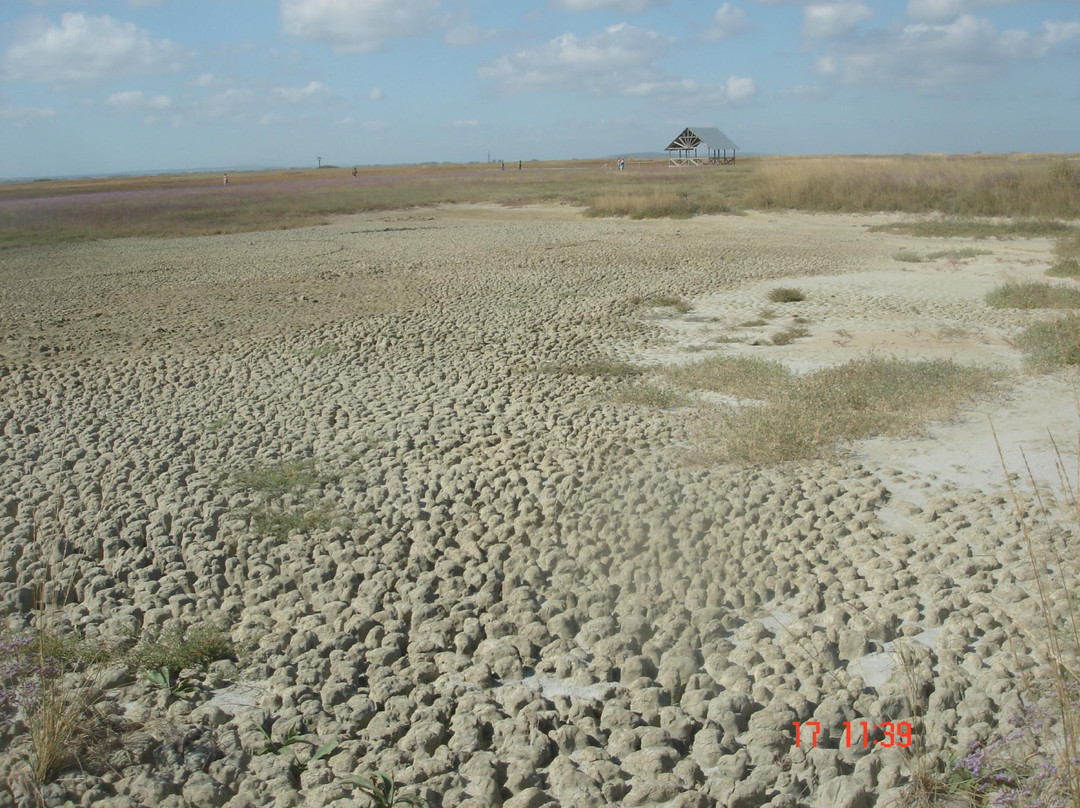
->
[743,155,1080,218]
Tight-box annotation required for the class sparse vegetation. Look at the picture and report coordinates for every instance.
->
[631,294,693,313]
[768,287,806,303]
[1047,259,1080,279]
[893,249,926,263]
[770,324,810,345]
[233,459,330,497]
[871,218,1075,240]
[251,507,333,539]
[543,359,642,378]
[614,381,687,409]
[1016,315,1080,369]
[927,247,992,260]
[985,281,1080,309]
[307,343,341,358]
[126,623,232,678]
[672,356,999,463]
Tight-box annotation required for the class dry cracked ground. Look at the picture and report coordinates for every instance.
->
[1,204,1076,807]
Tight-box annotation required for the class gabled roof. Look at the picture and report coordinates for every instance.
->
[666,126,738,151]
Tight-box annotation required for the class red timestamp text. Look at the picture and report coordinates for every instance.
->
[792,720,914,748]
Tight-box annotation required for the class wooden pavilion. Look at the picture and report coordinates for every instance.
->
[666,126,738,166]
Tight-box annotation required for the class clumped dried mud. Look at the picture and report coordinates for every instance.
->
[0,205,1071,807]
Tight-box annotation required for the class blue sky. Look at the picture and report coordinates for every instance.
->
[1,0,1078,178]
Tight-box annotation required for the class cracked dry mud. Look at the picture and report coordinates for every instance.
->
[1,205,1076,807]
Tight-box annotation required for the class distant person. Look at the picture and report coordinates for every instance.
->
[223,172,228,186]
[618,158,626,171]
[518,160,522,171]
[501,161,505,170]
[352,167,357,177]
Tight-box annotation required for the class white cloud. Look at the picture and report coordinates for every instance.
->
[816,14,1080,86]
[259,113,284,126]
[128,0,165,7]
[550,0,664,11]
[104,89,172,110]
[272,80,330,103]
[0,105,57,126]
[192,88,256,119]
[362,119,387,130]
[724,75,758,101]
[623,75,758,103]
[705,3,752,39]
[905,0,1011,22]
[802,1,872,38]
[192,73,218,87]
[445,23,499,46]
[452,119,480,127]
[478,23,673,94]
[281,0,444,53]
[1,13,185,85]
[368,86,385,101]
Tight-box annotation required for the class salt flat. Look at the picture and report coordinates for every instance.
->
[0,205,1073,807]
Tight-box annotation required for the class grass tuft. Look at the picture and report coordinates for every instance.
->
[770,324,811,345]
[985,281,1080,309]
[768,287,806,303]
[1016,315,1080,369]
[893,249,926,263]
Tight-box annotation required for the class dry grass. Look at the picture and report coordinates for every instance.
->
[744,154,1080,217]
[1017,316,1080,369]
[768,287,806,303]
[985,281,1080,309]
[1046,259,1080,279]
[670,356,999,463]
[0,159,754,248]
[871,218,1075,240]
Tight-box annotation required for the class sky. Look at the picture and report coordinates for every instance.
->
[0,0,1078,179]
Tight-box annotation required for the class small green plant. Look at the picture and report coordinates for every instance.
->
[893,249,925,263]
[258,722,341,775]
[767,287,805,303]
[986,281,1080,309]
[126,623,232,679]
[342,771,428,807]
[233,460,331,497]
[144,665,200,698]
